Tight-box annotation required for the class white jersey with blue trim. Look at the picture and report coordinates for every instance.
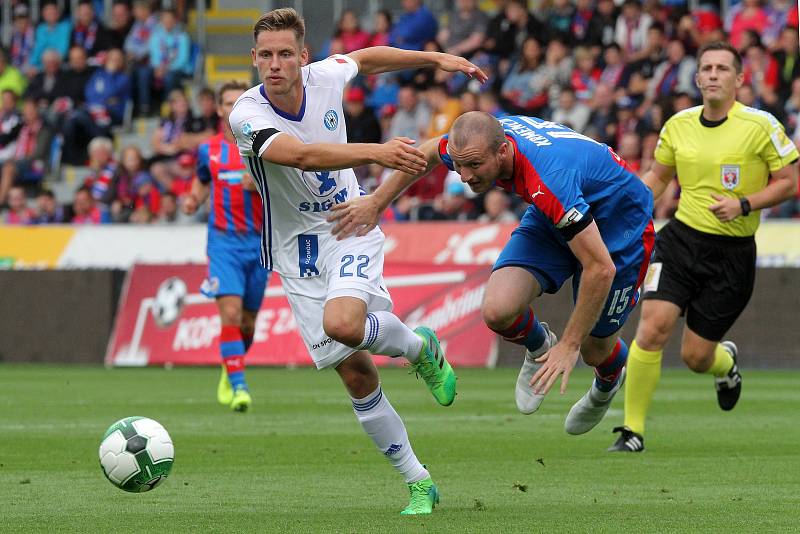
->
[229,54,364,277]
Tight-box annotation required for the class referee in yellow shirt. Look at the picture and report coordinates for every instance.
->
[609,41,799,452]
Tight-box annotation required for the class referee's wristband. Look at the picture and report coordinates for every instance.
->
[740,197,751,216]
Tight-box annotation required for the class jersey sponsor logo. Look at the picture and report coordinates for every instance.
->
[556,207,584,228]
[771,130,796,158]
[298,234,320,277]
[335,58,348,64]
[298,187,349,212]
[242,122,253,136]
[323,109,338,131]
[314,170,337,195]
[721,165,740,190]
[218,170,244,184]
[200,276,220,298]
[312,337,333,350]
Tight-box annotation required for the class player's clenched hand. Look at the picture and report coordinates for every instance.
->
[182,194,199,215]
[373,137,427,175]
[434,53,489,84]
[328,195,382,240]
[709,194,742,222]
[530,340,580,396]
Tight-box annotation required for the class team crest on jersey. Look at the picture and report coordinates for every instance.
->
[721,165,740,190]
[323,110,338,131]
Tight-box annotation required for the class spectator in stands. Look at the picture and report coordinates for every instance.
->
[743,44,781,118]
[70,0,114,67]
[571,46,601,102]
[483,0,547,63]
[547,0,576,45]
[541,38,574,107]
[156,191,178,224]
[9,4,36,72]
[551,86,591,133]
[784,78,800,142]
[500,36,549,115]
[438,0,488,59]
[125,0,157,116]
[71,186,103,224]
[622,22,666,85]
[599,43,625,88]
[387,84,429,143]
[109,1,134,49]
[617,131,643,174]
[419,181,476,221]
[0,98,50,207]
[33,189,67,224]
[647,39,698,102]
[459,91,480,114]
[425,83,462,138]
[0,90,22,169]
[585,82,617,146]
[571,0,595,46]
[61,48,131,165]
[615,0,653,62]
[727,0,771,50]
[478,90,505,118]
[149,88,203,191]
[3,185,36,224]
[0,47,27,98]
[477,189,517,223]
[105,145,147,222]
[587,0,617,51]
[23,49,63,109]
[148,8,192,104]
[774,25,800,102]
[54,46,95,120]
[344,86,382,144]
[81,137,116,220]
[333,10,371,54]
[389,0,438,51]
[614,96,640,147]
[29,1,71,75]
[366,10,392,48]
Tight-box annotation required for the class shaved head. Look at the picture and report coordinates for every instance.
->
[450,111,506,153]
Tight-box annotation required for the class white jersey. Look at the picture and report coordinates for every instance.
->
[229,54,363,277]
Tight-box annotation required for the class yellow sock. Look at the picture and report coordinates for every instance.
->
[706,344,734,377]
[623,341,663,436]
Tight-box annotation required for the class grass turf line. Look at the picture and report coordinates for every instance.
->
[1,365,798,533]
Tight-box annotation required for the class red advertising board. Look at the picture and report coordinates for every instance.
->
[382,222,516,265]
[106,263,496,368]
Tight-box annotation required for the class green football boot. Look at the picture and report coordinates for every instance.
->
[217,365,233,405]
[230,388,252,412]
[410,327,457,406]
[400,477,439,515]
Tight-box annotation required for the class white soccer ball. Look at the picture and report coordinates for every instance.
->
[99,416,174,492]
[151,277,187,328]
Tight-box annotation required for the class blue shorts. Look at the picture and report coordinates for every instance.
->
[494,208,654,338]
[203,233,270,311]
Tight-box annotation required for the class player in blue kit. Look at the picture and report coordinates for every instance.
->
[331,111,655,434]
[183,81,270,413]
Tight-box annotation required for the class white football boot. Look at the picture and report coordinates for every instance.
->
[515,322,557,414]
[564,367,626,435]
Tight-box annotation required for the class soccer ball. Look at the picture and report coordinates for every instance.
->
[99,416,174,492]
[151,277,187,328]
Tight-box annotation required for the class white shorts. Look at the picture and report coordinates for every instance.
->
[280,228,393,369]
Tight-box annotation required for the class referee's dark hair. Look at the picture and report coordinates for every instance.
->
[697,41,742,73]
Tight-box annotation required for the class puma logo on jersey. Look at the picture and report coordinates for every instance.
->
[530,186,545,200]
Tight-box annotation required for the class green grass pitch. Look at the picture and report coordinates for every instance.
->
[2,365,799,533]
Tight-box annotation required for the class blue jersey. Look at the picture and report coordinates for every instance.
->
[439,115,653,256]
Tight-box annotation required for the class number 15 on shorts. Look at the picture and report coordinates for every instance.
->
[606,284,634,325]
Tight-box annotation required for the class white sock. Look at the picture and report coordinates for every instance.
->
[356,311,424,363]
[351,385,429,484]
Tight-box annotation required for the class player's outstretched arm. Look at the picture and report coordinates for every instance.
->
[642,161,676,201]
[530,220,616,396]
[328,136,444,239]
[348,46,488,82]
[182,178,209,215]
[261,133,426,175]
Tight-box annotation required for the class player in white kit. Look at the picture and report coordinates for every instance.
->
[229,8,487,515]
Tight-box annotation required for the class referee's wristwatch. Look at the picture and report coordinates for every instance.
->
[739,197,752,216]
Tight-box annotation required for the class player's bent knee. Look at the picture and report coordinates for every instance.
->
[481,301,516,332]
[636,321,671,350]
[323,317,364,348]
[681,350,712,373]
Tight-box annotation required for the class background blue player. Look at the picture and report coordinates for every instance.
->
[330,111,655,435]
[183,81,270,413]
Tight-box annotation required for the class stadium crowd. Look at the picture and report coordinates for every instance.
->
[0,0,798,225]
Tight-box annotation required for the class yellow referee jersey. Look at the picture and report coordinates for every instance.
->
[654,101,799,236]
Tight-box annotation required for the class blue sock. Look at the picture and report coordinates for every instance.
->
[492,307,547,352]
[220,325,248,391]
[594,338,628,392]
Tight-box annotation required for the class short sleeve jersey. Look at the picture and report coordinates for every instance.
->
[439,115,653,256]
[655,101,799,237]
[196,132,263,244]
[229,54,361,276]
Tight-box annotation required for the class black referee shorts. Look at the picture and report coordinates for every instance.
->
[641,219,756,341]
